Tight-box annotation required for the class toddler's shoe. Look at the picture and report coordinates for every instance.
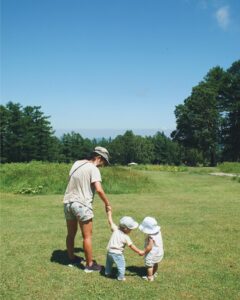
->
[117,277,126,281]
[142,276,154,282]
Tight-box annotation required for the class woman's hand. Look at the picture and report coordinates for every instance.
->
[105,204,112,213]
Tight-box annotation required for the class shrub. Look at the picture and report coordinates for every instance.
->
[17,186,44,194]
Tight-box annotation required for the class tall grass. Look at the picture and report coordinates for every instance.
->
[101,166,153,194]
[0,162,153,195]
[0,162,69,194]
[132,164,188,172]
[1,162,239,195]
[218,162,240,174]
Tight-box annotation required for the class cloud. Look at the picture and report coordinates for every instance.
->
[215,6,230,30]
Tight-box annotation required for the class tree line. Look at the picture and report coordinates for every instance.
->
[1,60,239,165]
[0,102,180,164]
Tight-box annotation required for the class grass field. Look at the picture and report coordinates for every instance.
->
[1,168,240,299]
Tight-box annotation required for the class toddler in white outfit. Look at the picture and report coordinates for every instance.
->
[139,216,164,281]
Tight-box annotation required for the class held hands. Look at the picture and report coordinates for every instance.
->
[138,250,145,256]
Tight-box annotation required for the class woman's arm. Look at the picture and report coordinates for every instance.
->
[93,181,112,212]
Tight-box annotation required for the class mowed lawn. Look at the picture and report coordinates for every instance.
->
[1,171,239,300]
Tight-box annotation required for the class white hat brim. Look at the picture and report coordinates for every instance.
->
[128,221,139,230]
[139,225,160,234]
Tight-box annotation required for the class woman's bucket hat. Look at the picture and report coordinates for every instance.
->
[93,146,110,165]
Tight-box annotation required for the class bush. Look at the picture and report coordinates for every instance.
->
[17,186,44,194]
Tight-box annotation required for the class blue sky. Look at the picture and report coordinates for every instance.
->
[1,0,240,138]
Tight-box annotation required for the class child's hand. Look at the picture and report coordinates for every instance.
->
[138,250,145,256]
[107,210,112,223]
[107,210,118,231]
[111,223,118,231]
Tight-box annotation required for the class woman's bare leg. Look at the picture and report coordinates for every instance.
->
[66,220,78,260]
[79,219,93,266]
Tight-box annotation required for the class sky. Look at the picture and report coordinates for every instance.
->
[1,0,240,138]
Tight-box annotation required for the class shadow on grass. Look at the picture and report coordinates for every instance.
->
[99,266,146,280]
[126,266,146,277]
[100,266,118,279]
[50,247,85,269]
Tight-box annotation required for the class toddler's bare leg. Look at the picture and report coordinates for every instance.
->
[153,263,158,275]
[147,266,154,281]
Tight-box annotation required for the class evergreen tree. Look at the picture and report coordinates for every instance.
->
[219,60,240,161]
[0,105,10,162]
[172,67,225,165]
[152,132,181,165]
[61,132,84,162]
[0,102,25,162]
[0,102,58,162]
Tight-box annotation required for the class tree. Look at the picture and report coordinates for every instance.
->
[61,132,84,163]
[151,132,181,165]
[172,67,225,166]
[219,60,240,161]
[134,135,154,164]
[0,105,10,162]
[108,131,155,164]
[0,102,25,162]
[0,102,58,162]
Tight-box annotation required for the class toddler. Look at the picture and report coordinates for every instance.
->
[139,216,164,281]
[105,213,144,281]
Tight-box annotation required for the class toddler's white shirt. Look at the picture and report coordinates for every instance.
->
[145,231,164,257]
[107,224,133,254]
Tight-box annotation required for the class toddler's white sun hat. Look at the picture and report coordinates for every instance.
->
[139,217,160,234]
[119,216,138,230]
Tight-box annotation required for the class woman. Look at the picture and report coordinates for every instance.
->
[63,146,112,272]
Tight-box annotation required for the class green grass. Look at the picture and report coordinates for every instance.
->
[132,164,188,172]
[1,169,240,299]
[0,162,153,195]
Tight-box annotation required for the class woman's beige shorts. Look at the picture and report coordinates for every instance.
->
[64,202,93,222]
